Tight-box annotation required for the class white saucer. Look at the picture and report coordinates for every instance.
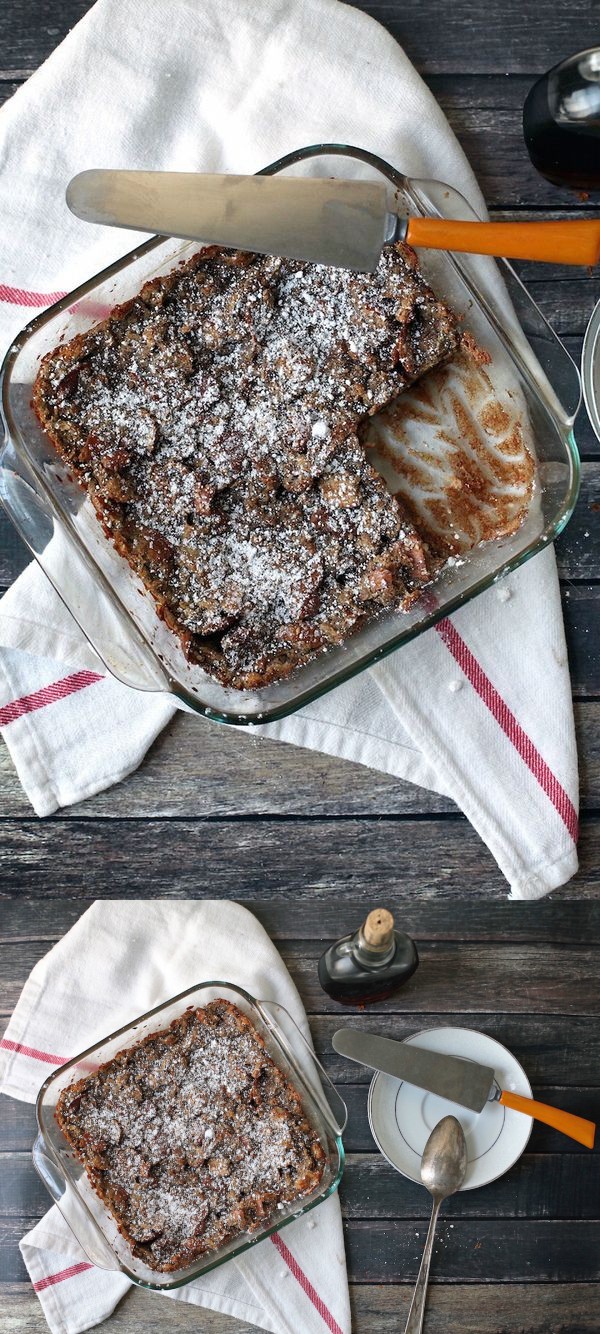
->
[367,1026,533,1190]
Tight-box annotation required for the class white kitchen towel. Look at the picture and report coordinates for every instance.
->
[0,0,579,898]
[0,900,350,1334]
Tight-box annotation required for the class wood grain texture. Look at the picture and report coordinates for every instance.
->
[17,814,600,891]
[1,816,600,897]
[3,897,600,943]
[2,700,600,817]
[4,1150,599,1220]
[343,1218,600,1282]
[2,937,599,1017]
[2,0,599,79]
[311,1012,600,1085]
[2,1283,600,1334]
[1,1217,599,1285]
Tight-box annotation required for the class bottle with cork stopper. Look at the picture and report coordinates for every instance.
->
[318,908,418,1005]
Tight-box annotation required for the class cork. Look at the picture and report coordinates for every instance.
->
[363,908,395,948]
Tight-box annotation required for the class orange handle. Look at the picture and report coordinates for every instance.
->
[499,1089,596,1148]
[405,217,600,267]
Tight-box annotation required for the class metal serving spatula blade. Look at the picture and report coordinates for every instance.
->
[332,1029,596,1148]
[66,168,600,269]
[66,171,394,271]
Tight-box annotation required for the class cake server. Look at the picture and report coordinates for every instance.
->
[332,1028,596,1147]
[66,168,600,269]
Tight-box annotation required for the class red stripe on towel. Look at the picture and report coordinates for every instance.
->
[0,1037,67,1065]
[33,1262,94,1291]
[0,281,113,318]
[271,1233,344,1334]
[0,671,103,727]
[435,617,578,842]
[0,283,67,307]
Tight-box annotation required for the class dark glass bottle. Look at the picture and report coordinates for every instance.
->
[318,909,418,1005]
[523,48,600,190]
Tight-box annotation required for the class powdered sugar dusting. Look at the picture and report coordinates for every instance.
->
[55,999,325,1272]
[34,243,459,687]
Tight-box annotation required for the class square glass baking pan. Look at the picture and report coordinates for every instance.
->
[33,979,346,1291]
[0,144,581,723]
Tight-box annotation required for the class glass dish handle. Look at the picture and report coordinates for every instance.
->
[0,437,56,559]
[258,999,347,1137]
[0,436,172,694]
[32,1135,117,1271]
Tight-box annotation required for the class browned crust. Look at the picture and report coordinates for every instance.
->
[33,243,459,688]
[55,998,325,1273]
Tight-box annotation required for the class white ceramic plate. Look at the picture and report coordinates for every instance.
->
[367,1026,533,1190]
[582,297,600,445]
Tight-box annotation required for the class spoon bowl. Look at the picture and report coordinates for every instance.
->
[420,1114,469,1199]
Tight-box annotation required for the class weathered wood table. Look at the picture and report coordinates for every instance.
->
[1,3,599,1332]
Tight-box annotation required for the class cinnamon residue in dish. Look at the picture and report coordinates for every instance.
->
[366,345,535,560]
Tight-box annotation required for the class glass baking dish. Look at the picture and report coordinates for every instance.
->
[0,144,581,723]
[33,979,346,1291]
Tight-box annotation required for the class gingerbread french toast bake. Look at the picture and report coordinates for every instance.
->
[33,243,459,688]
[55,998,326,1272]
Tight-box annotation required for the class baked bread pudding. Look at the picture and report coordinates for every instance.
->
[55,999,326,1272]
[33,243,459,687]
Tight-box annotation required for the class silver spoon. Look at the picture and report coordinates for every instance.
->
[404,1115,468,1334]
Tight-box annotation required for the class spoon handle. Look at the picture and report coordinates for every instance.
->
[403,1197,442,1334]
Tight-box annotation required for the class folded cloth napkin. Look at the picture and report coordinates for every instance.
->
[0,900,350,1334]
[0,0,579,898]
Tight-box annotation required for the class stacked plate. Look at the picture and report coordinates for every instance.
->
[367,1027,533,1190]
[583,301,600,444]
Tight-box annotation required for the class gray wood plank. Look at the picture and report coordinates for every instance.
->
[0,698,599,818]
[281,941,600,1015]
[4,1084,599,1155]
[360,2,600,79]
[555,466,600,579]
[1,1215,599,1283]
[0,1103,38,1155]
[1,1282,599,1334]
[0,1,91,76]
[3,938,597,1017]
[562,589,600,698]
[311,1012,600,1086]
[343,1153,600,1218]
[342,1218,600,1282]
[3,1150,599,1220]
[4,896,600,943]
[3,1010,595,1084]
[2,0,599,79]
[0,816,598,898]
[511,279,597,340]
